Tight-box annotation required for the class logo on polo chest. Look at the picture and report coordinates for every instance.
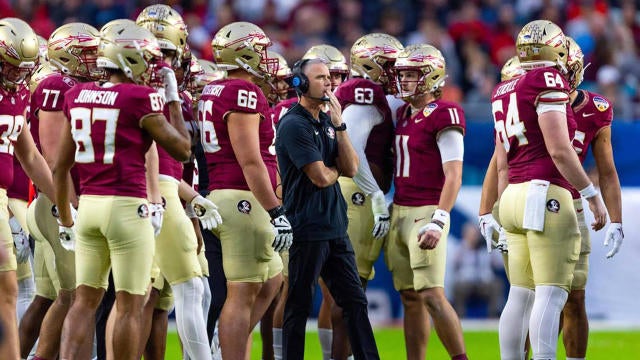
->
[325,127,335,139]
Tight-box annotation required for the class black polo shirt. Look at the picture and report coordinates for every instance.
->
[275,103,348,242]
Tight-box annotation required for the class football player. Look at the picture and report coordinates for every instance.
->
[389,43,468,360]
[188,57,227,351]
[0,18,57,360]
[560,37,623,360]
[52,23,191,359]
[27,22,103,360]
[255,49,291,360]
[198,21,291,360]
[316,33,401,360]
[19,62,62,360]
[136,6,221,360]
[8,116,35,324]
[492,21,607,360]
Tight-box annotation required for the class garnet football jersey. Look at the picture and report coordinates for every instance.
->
[0,85,29,189]
[569,90,613,198]
[157,91,193,181]
[7,157,30,201]
[335,78,394,176]
[63,82,164,198]
[272,97,298,125]
[30,73,77,151]
[491,67,575,191]
[393,99,466,206]
[199,78,276,191]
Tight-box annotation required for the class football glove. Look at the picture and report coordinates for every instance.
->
[496,227,508,253]
[478,213,503,253]
[159,67,180,103]
[604,222,623,259]
[371,190,390,239]
[150,203,164,237]
[268,206,292,252]
[57,220,76,252]
[190,195,222,230]
[9,217,30,263]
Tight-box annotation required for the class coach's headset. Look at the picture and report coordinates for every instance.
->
[290,59,330,102]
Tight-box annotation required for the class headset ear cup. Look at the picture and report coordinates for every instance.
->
[292,59,310,94]
[298,73,308,93]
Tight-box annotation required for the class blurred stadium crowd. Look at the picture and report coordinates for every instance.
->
[2,0,640,120]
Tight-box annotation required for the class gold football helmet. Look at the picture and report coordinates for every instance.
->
[189,58,226,102]
[500,56,526,81]
[350,33,403,93]
[0,18,39,89]
[97,22,163,85]
[260,50,291,103]
[37,35,48,63]
[48,23,101,80]
[566,37,585,92]
[211,21,277,79]
[303,44,349,80]
[394,44,446,99]
[29,62,57,94]
[136,4,189,66]
[100,19,136,37]
[516,20,568,72]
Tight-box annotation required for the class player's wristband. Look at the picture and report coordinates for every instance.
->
[579,183,598,199]
[267,205,285,220]
[431,209,450,229]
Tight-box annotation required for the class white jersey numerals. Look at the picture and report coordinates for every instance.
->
[42,89,61,108]
[0,115,24,155]
[394,134,410,178]
[492,92,528,152]
[237,90,257,109]
[69,107,119,164]
[544,72,565,88]
[197,99,220,153]
[354,87,374,104]
[448,108,461,125]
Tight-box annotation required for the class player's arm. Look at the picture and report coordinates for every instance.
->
[142,114,191,162]
[479,152,498,215]
[436,129,464,212]
[228,111,280,211]
[51,119,76,226]
[145,142,162,204]
[495,142,509,198]
[14,126,55,203]
[327,90,359,177]
[343,104,383,195]
[591,126,621,222]
[538,104,607,229]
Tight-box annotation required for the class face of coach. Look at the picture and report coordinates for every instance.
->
[301,60,332,105]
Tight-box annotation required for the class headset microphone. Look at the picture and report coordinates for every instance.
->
[306,94,330,102]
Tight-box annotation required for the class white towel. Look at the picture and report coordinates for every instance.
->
[522,179,550,231]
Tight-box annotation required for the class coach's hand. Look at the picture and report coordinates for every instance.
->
[604,222,623,259]
[191,195,223,230]
[371,190,390,239]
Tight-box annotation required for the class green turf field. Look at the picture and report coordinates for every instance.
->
[165,328,640,359]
